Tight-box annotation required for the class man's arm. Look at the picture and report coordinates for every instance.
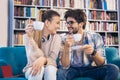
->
[61,43,71,68]
[91,51,105,66]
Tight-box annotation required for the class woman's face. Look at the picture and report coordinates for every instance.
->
[47,16,60,34]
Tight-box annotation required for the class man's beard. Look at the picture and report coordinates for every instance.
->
[68,27,78,34]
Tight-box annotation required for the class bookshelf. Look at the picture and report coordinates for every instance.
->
[9,0,119,53]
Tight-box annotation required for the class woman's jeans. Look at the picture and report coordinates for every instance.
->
[25,65,57,80]
[57,64,119,80]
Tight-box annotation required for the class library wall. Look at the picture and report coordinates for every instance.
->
[0,0,8,47]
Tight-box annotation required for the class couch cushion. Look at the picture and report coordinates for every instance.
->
[0,77,27,80]
[73,78,95,80]
[0,46,27,77]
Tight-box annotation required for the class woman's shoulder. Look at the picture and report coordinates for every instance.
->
[53,34,62,41]
[54,34,61,38]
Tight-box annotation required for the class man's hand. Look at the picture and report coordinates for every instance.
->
[30,56,46,76]
[65,35,74,47]
[82,45,94,55]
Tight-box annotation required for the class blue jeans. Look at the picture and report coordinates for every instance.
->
[57,64,119,80]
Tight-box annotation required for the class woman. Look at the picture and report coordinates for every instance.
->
[23,10,61,80]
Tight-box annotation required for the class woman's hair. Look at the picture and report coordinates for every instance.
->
[42,10,60,22]
[64,9,87,29]
[33,10,60,49]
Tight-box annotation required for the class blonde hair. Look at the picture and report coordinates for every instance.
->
[32,10,44,49]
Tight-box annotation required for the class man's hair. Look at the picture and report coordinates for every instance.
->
[42,10,60,22]
[64,9,87,29]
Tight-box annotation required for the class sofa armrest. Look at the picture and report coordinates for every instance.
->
[0,59,8,78]
[0,59,8,66]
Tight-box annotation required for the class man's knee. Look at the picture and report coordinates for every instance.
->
[57,68,67,80]
[106,64,119,74]
[108,64,119,70]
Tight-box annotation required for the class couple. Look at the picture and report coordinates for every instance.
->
[23,9,119,80]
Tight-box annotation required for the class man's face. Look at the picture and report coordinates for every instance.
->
[47,16,60,34]
[66,17,79,34]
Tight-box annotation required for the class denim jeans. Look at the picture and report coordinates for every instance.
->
[57,64,119,80]
[25,65,57,80]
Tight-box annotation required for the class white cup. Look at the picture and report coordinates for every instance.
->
[60,33,82,42]
[73,34,82,42]
[33,21,44,31]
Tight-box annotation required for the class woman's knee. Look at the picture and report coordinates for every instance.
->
[45,65,57,73]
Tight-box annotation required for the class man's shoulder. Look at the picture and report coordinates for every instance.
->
[85,31,101,37]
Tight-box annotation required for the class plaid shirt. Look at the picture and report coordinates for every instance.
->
[59,31,105,68]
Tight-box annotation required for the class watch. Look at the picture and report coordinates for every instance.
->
[91,50,97,56]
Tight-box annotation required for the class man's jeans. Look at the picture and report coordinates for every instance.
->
[57,64,119,80]
[25,65,57,80]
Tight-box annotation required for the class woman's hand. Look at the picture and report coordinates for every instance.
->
[30,56,46,76]
[25,24,34,38]
[25,20,34,38]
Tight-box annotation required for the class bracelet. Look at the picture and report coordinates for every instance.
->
[91,50,97,56]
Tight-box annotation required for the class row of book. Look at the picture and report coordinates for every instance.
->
[53,0,84,8]
[14,33,24,45]
[14,0,51,6]
[14,19,118,32]
[14,19,30,29]
[101,34,118,46]
[14,18,68,31]
[59,21,68,31]
[14,0,117,10]
[105,34,118,45]
[88,11,117,20]
[13,33,118,46]
[87,22,117,32]
[14,7,35,17]
[88,0,117,10]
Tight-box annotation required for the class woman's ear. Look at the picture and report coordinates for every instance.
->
[44,20,50,27]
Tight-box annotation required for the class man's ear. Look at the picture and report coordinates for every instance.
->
[79,22,84,28]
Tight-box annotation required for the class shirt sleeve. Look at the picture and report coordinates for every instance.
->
[93,33,105,57]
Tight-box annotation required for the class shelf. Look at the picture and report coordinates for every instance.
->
[14,4,36,7]
[14,4,51,8]
[105,45,119,47]
[14,16,36,19]
[88,8,117,12]
[88,19,118,22]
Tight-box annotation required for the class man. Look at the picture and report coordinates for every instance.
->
[57,9,119,80]
[23,10,61,80]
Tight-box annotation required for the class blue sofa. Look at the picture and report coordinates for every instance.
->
[0,46,119,80]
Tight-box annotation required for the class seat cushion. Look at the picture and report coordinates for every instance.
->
[73,78,95,80]
[0,77,27,80]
